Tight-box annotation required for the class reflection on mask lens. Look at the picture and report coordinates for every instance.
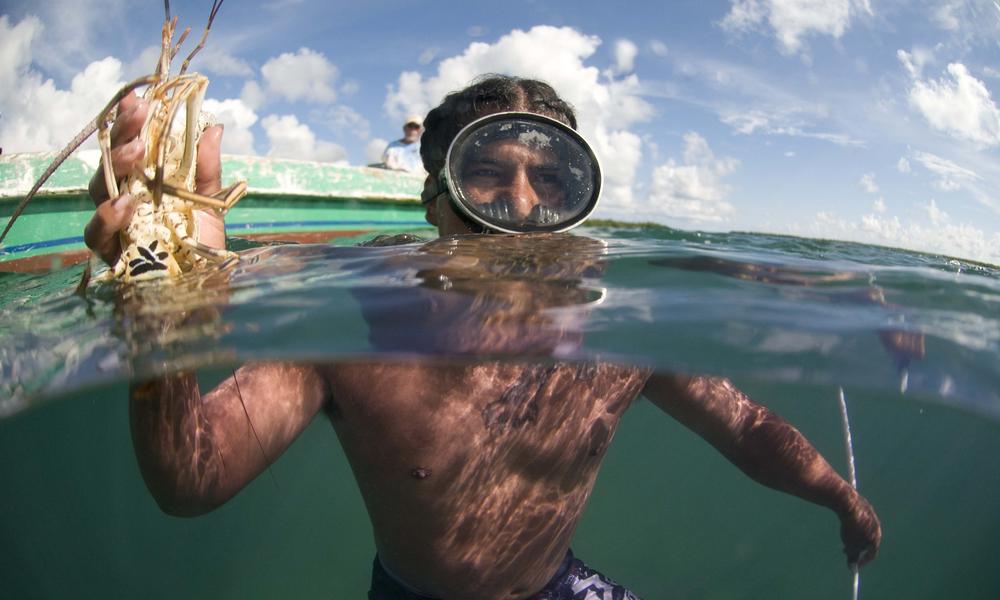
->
[478,200,562,225]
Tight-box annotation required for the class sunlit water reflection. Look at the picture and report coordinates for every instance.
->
[1,226,998,598]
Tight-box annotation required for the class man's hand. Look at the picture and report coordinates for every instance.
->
[839,490,882,567]
[878,328,926,370]
[84,91,225,266]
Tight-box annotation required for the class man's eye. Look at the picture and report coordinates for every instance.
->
[534,172,562,185]
[467,168,501,178]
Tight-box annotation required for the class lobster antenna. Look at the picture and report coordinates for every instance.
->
[155,16,178,78]
[179,0,224,75]
[0,75,157,245]
[838,387,861,600]
[171,27,192,61]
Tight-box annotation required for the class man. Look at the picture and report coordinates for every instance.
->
[85,76,880,600]
[383,115,425,173]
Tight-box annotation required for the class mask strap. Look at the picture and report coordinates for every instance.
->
[428,167,492,234]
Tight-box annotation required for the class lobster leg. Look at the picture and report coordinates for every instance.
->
[174,226,236,262]
[97,116,120,201]
[215,181,248,212]
[132,171,244,212]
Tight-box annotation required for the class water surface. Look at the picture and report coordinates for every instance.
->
[1,225,998,598]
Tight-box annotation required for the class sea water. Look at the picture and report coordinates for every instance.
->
[1,225,998,599]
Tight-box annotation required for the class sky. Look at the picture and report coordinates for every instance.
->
[2,0,1000,264]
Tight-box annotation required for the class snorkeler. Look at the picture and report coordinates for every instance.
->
[87,76,881,600]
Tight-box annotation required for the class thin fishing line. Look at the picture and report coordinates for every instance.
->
[838,387,860,600]
[233,369,279,489]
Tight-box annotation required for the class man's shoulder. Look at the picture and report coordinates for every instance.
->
[357,233,428,247]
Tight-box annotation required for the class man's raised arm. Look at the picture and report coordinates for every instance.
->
[129,363,329,517]
[642,373,881,566]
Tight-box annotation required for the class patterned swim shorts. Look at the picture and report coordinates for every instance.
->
[368,551,642,600]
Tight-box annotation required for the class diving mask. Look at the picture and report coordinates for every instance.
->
[433,112,602,234]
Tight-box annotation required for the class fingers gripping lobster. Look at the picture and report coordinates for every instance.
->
[0,0,247,283]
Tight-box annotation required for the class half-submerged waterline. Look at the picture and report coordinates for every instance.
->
[1,226,999,598]
[2,227,996,418]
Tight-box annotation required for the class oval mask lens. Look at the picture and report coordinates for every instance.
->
[445,112,602,233]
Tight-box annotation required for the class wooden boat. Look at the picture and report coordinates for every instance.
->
[0,151,428,272]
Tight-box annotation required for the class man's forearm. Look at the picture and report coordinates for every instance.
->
[723,401,856,516]
[644,375,856,514]
[129,372,232,516]
[129,362,329,517]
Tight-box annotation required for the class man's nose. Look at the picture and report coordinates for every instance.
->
[503,169,541,218]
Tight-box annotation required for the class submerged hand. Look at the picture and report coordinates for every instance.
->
[878,328,926,370]
[839,491,881,567]
[84,91,225,265]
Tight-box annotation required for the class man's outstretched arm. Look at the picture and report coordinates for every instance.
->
[642,373,881,566]
[129,362,329,517]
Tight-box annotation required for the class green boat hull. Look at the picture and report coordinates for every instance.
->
[0,152,428,270]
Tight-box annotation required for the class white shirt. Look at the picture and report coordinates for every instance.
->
[382,139,424,174]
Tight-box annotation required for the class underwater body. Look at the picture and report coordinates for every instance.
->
[0,225,998,599]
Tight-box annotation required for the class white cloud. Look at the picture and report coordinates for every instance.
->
[340,80,360,96]
[720,0,872,55]
[197,49,254,78]
[896,46,942,79]
[721,108,865,146]
[202,98,257,155]
[260,47,338,104]
[897,157,911,173]
[913,151,980,192]
[122,45,162,80]
[467,26,487,38]
[872,197,886,213]
[612,39,638,75]
[933,1,963,30]
[924,198,949,225]
[418,48,439,65]
[0,15,124,153]
[365,137,389,165]
[902,59,1000,147]
[311,104,370,140]
[799,210,1000,265]
[647,132,739,223]
[383,26,653,208]
[721,109,771,134]
[859,172,878,194]
[261,114,346,163]
[240,80,266,111]
[15,0,126,79]
[648,39,669,57]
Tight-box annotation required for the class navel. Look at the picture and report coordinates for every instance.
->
[410,467,432,480]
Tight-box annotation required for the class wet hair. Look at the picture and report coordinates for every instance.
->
[419,75,578,180]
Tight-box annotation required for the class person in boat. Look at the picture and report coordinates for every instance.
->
[84,75,881,600]
[381,115,426,173]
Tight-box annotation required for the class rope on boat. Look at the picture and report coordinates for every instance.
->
[838,386,860,600]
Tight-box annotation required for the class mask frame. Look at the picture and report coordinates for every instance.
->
[437,112,603,234]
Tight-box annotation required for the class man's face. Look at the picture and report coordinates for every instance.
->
[403,123,422,143]
[459,139,566,222]
[424,139,566,236]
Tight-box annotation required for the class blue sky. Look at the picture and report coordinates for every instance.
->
[2,0,1000,263]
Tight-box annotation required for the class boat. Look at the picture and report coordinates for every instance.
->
[0,151,428,272]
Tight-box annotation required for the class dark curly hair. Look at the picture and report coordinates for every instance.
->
[419,75,577,184]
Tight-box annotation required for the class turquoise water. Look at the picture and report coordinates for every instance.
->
[1,225,999,598]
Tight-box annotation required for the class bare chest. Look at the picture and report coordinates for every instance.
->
[321,361,648,479]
